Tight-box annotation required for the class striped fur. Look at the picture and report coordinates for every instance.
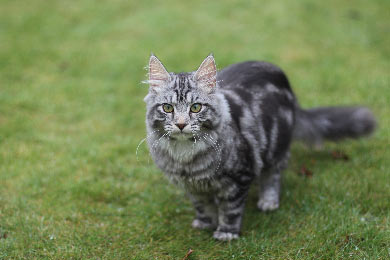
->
[144,55,376,241]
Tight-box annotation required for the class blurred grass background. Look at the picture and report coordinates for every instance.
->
[0,0,389,258]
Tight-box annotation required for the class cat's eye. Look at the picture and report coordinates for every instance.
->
[190,103,202,113]
[162,103,174,113]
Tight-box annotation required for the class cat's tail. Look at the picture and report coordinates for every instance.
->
[293,106,376,147]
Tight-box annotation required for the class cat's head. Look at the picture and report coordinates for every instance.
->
[144,54,223,140]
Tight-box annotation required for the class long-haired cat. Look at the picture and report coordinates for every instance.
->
[143,54,376,241]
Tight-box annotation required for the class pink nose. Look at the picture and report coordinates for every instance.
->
[176,123,187,130]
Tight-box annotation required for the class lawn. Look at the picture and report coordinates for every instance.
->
[0,0,389,259]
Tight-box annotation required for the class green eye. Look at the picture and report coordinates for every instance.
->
[190,103,202,113]
[162,104,174,113]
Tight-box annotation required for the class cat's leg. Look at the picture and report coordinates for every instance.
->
[257,155,288,211]
[257,168,281,211]
[213,181,250,241]
[188,192,217,230]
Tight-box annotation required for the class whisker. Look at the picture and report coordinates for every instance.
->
[200,133,222,173]
[151,132,169,151]
[136,138,147,162]
[191,130,200,156]
[147,131,169,164]
[136,129,160,162]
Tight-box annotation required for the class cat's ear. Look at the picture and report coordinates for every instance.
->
[194,54,217,93]
[147,54,170,92]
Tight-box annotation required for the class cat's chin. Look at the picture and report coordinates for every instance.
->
[169,133,194,142]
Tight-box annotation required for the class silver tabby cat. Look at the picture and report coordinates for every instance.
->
[144,54,376,241]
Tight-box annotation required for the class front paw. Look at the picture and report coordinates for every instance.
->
[191,219,216,230]
[213,231,239,241]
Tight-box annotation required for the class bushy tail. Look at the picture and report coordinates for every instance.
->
[293,106,376,146]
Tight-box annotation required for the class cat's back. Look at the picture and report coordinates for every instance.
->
[217,61,292,92]
[217,61,296,112]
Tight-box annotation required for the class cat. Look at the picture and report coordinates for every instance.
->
[143,54,376,241]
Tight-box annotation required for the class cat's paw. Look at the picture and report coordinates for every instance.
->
[191,219,215,230]
[213,231,239,241]
[257,198,279,212]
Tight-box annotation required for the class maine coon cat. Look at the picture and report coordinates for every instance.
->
[143,54,376,241]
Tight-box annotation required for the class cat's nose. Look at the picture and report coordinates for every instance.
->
[176,123,187,131]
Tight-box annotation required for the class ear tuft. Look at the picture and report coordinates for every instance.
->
[194,54,217,93]
[148,55,170,90]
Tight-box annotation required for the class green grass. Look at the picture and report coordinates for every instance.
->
[1,0,389,258]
